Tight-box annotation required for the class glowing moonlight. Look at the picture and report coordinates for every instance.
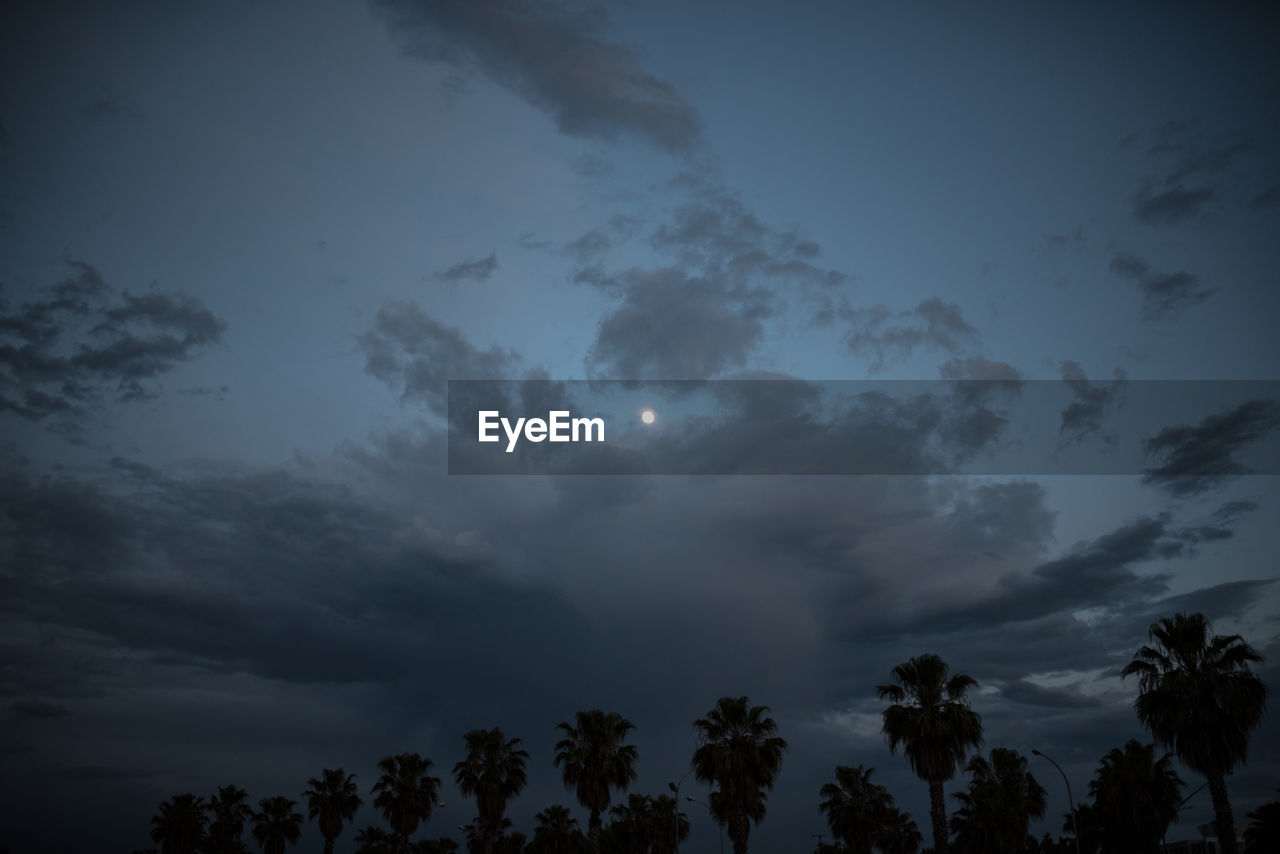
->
[640,408,656,425]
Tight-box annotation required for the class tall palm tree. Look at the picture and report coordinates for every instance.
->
[305,768,364,854]
[948,748,1045,854]
[691,695,789,854]
[372,753,442,846]
[529,805,587,854]
[877,653,984,854]
[150,793,207,854]
[1087,740,1182,854]
[454,728,530,854]
[818,764,896,854]
[554,709,639,854]
[206,785,252,854]
[250,796,303,854]
[1122,612,1268,854]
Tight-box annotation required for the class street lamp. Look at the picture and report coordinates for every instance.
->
[686,796,724,854]
[669,770,692,854]
[1032,749,1081,854]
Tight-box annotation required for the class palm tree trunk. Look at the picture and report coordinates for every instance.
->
[324,835,335,854]
[928,779,948,854]
[588,809,602,854]
[728,812,749,854]
[1205,767,1238,854]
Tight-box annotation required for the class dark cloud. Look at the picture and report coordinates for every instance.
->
[1142,399,1280,496]
[585,266,774,379]
[434,252,499,284]
[648,184,845,291]
[925,516,1177,631]
[1130,122,1256,225]
[10,698,72,719]
[571,152,613,180]
[1163,142,1251,184]
[1057,361,1125,447]
[844,299,977,372]
[1132,182,1214,225]
[999,679,1100,709]
[939,356,1023,383]
[0,261,226,426]
[1043,228,1084,252]
[1247,183,1280,211]
[358,301,518,414]
[1147,579,1276,624]
[572,171,845,381]
[1108,252,1216,320]
[518,233,552,250]
[374,0,701,153]
[564,229,610,261]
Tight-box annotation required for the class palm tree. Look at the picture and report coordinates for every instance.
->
[554,709,639,854]
[818,764,899,854]
[529,804,587,854]
[1122,612,1268,854]
[879,807,923,854]
[877,653,984,854]
[1087,740,1182,854]
[461,818,514,854]
[1244,795,1280,854]
[454,728,530,854]
[305,768,364,854]
[601,793,688,854]
[355,825,396,854]
[372,753,443,846]
[206,785,252,854]
[150,793,207,854]
[250,796,303,854]
[691,695,789,854]
[648,794,690,854]
[948,748,1045,854]
[414,839,462,854]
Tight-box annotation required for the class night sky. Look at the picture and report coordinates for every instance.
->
[3,2,1279,852]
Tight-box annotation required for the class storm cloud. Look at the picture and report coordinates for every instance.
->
[373,0,702,153]
[0,261,226,426]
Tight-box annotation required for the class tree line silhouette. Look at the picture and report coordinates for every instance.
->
[133,612,1273,854]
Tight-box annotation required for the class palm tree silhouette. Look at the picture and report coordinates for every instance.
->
[949,748,1045,853]
[206,785,252,854]
[878,807,922,854]
[150,793,207,854]
[354,824,395,854]
[454,727,530,854]
[1087,739,1182,854]
[1244,793,1280,854]
[529,804,587,854]
[877,653,983,854]
[305,768,363,854]
[554,709,639,854]
[250,796,303,854]
[1122,612,1268,854]
[818,764,897,854]
[372,753,443,849]
[691,695,788,854]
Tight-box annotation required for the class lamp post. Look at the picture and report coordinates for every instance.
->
[1032,749,1081,854]
[668,770,692,854]
[687,796,724,854]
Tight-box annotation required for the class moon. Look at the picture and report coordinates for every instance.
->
[640,408,656,425]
